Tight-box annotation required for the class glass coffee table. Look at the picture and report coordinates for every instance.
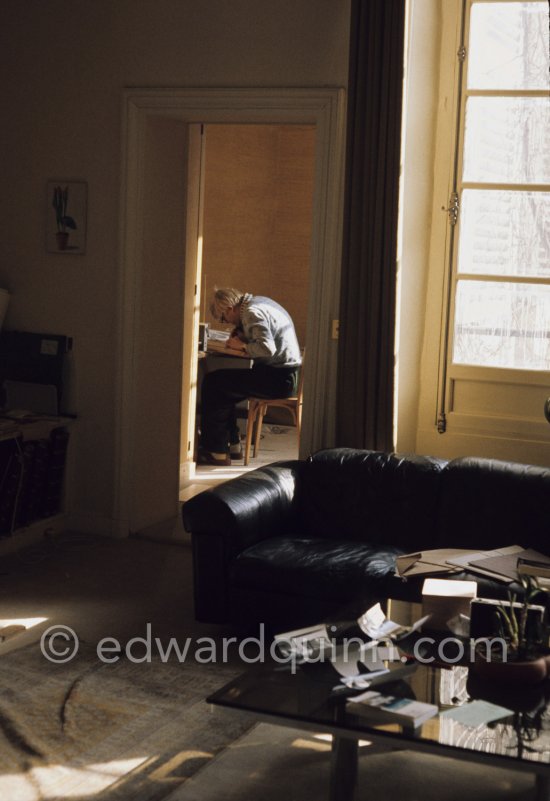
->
[207,642,550,801]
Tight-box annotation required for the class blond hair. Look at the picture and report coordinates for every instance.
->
[210,287,243,321]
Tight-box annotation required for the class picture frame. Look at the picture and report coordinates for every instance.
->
[46,180,87,254]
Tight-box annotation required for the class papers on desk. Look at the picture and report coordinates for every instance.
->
[206,339,248,357]
[207,328,230,342]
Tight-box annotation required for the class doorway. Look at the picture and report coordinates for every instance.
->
[181,123,316,487]
[117,89,345,537]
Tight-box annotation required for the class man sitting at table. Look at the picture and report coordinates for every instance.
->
[198,287,302,466]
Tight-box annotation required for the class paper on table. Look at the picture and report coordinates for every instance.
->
[339,661,417,690]
[440,700,512,727]
[396,548,475,578]
[358,603,404,638]
[446,545,524,583]
[470,547,550,581]
[273,624,331,657]
[331,641,386,678]
[395,552,421,574]
[358,602,431,639]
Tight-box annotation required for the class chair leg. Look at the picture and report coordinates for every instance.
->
[244,402,258,466]
[253,403,267,458]
[296,404,302,449]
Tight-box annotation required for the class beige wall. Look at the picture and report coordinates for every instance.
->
[202,125,315,346]
[396,0,442,453]
[0,1,351,533]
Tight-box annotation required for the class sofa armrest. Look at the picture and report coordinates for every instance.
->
[182,461,302,623]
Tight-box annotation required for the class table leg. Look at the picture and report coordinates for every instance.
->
[536,774,550,801]
[330,735,358,801]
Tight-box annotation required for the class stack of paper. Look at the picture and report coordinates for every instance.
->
[396,549,472,579]
[396,545,548,584]
[446,545,539,583]
[273,603,431,680]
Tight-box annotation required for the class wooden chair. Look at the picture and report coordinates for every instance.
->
[243,354,305,466]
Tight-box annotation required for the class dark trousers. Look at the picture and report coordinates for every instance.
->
[199,364,298,453]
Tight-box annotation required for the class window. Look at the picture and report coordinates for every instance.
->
[452,1,550,371]
[435,0,550,441]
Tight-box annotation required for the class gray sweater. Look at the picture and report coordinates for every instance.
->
[239,294,301,367]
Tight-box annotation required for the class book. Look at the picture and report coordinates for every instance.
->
[347,690,438,728]
[517,559,550,579]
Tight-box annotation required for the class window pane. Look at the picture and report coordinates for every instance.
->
[468,2,549,90]
[453,280,550,369]
[463,98,550,184]
[458,190,550,277]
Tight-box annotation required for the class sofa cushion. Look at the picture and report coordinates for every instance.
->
[297,449,448,551]
[436,457,550,552]
[230,536,405,603]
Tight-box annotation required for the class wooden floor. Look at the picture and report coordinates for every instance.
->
[180,423,299,503]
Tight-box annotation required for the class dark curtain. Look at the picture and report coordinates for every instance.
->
[336,0,406,451]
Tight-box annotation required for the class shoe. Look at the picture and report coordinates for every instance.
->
[197,448,231,466]
[229,443,243,460]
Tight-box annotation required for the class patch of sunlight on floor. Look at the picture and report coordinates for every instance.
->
[291,736,332,752]
[0,617,48,641]
[0,756,150,799]
[311,733,372,747]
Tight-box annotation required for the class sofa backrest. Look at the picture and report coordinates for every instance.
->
[298,448,448,551]
[435,456,550,553]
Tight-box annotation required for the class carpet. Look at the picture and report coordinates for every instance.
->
[166,722,535,801]
[0,641,254,801]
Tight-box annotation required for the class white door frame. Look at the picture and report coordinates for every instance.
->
[115,88,346,536]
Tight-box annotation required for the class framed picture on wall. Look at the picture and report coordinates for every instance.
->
[46,180,87,254]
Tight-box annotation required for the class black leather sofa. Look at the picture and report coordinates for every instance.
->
[182,448,550,631]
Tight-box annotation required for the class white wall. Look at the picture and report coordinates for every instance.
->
[0,1,351,533]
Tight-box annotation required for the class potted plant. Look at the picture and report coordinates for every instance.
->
[52,185,77,250]
[473,577,550,683]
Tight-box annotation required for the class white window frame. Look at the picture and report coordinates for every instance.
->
[437,0,550,440]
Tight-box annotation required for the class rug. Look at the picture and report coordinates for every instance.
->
[166,722,535,801]
[0,641,254,801]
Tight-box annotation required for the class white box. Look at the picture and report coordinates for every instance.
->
[422,578,477,631]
